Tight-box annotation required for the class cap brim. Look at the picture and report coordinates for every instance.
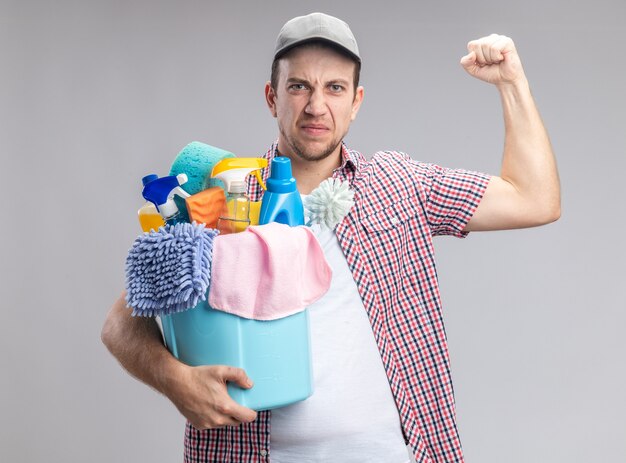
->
[274,37,361,62]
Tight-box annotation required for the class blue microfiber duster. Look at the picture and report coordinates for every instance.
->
[125,222,219,317]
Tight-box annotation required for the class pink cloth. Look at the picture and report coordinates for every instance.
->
[208,222,332,320]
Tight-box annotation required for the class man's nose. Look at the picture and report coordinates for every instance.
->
[304,90,327,117]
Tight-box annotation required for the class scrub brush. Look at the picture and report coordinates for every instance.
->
[303,178,355,229]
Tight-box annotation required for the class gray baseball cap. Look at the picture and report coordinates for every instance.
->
[274,12,361,62]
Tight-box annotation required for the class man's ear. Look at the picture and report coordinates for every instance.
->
[350,85,365,121]
[265,82,277,118]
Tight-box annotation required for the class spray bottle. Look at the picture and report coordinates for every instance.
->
[258,157,304,226]
[138,174,166,232]
[141,173,191,225]
[211,158,267,234]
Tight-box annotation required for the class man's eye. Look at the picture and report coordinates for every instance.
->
[289,84,306,91]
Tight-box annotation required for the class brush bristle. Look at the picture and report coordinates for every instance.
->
[125,222,219,317]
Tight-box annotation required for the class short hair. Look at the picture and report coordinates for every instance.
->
[270,41,361,95]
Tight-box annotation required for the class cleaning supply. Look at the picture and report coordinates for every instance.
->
[138,174,166,232]
[303,177,355,228]
[157,154,315,411]
[138,202,166,232]
[209,222,331,320]
[141,173,190,224]
[210,158,267,191]
[211,158,267,234]
[125,221,330,320]
[185,186,262,229]
[126,222,218,317]
[185,187,226,229]
[218,179,250,234]
[259,157,304,226]
[128,221,326,410]
[169,142,236,222]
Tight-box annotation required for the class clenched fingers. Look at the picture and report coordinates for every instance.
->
[467,34,514,66]
[461,33,524,85]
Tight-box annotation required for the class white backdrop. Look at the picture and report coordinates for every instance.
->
[1,1,624,461]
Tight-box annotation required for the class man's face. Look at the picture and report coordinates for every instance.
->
[265,46,364,163]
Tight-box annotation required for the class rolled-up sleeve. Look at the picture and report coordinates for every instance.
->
[412,161,491,238]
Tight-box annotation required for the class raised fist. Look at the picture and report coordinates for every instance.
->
[460,34,526,86]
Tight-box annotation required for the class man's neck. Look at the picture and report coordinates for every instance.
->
[277,145,343,195]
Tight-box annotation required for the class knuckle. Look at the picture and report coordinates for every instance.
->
[215,365,231,380]
[213,417,230,428]
[216,403,231,415]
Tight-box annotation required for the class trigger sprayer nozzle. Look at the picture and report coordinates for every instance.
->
[210,158,268,193]
[142,173,191,220]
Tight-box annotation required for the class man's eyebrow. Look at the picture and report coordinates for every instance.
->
[328,78,350,85]
[285,77,351,86]
[285,77,310,85]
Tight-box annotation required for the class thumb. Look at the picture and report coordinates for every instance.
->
[220,366,254,389]
[460,51,477,70]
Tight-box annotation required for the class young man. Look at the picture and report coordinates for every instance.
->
[102,12,560,463]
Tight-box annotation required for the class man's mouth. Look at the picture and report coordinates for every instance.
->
[300,124,330,136]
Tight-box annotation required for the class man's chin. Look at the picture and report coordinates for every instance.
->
[291,140,341,162]
[278,125,343,162]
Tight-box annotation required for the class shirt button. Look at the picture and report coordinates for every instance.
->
[390,217,399,225]
[260,449,268,457]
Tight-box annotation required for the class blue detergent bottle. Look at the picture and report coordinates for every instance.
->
[259,157,305,226]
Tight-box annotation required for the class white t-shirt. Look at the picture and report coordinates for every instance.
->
[270,212,411,463]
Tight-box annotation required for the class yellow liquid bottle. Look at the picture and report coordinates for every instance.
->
[138,202,165,232]
[217,181,250,235]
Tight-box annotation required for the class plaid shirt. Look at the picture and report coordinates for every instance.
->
[184,143,491,463]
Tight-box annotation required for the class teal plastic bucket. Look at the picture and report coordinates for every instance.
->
[160,301,313,411]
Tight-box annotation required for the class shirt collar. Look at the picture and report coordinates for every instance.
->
[337,142,361,174]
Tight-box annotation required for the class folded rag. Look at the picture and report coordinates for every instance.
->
[209,222,332,320]
[125,223,218,317]
[125,221,331,320]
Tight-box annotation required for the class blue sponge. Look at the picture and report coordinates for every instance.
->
[169,142,235,221]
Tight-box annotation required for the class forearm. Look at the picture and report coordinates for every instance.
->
[101,293,258,429]
[498,78,561,220]
[460,35,561,230]
[101,293,184,396]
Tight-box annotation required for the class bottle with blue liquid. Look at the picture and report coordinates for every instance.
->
[259,157,305,226]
